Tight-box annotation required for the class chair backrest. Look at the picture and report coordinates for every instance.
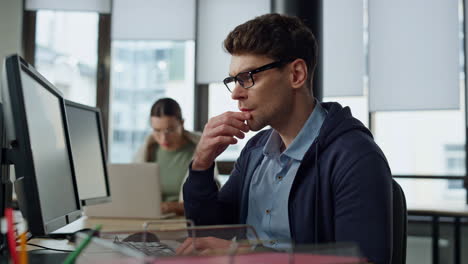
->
[392,180,407,264]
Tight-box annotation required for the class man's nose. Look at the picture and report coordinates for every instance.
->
[231,83,247,100]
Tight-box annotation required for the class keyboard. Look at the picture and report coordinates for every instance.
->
[115,241,176,257]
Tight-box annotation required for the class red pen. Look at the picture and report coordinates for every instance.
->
[5,208,18,264]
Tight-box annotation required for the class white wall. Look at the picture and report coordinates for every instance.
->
[0,0,23,76]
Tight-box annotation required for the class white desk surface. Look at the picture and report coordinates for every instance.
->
[407,198,468,217]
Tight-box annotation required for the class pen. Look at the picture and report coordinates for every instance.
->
[18,221,28,264]
[63,224,102,264]
[5,208,18,264]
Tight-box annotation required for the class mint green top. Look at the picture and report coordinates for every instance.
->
[156,142,196,202]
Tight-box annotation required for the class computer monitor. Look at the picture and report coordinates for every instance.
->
[0,60,13,218]
[2,55,81,236]
[64,100,111,206]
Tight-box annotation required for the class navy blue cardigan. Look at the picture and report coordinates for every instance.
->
[184,102,393,264]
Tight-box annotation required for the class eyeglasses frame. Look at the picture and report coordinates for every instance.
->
[223,59,295,92]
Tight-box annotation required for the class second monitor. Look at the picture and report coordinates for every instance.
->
[64,100,111,206]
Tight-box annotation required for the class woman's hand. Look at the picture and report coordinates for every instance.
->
[161,201,184,216]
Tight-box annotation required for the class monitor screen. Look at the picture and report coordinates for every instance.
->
[65,100,111,205]
[3,55,81,236]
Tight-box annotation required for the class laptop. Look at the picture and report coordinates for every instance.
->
[84,163,171,219]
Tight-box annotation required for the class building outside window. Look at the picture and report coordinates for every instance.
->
[35,10,98,106]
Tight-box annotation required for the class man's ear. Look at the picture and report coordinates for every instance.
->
[289,59,308,89]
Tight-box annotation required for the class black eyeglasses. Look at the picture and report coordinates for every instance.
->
[223,60,294,93]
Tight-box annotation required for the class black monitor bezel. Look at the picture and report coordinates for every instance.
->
[4,55,81,236]
[64,100,111,206]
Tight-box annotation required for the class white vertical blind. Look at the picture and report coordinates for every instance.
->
[112,0,196,40]
[369,0,460,111]
[196,0,271,84]
[323,0,364,97]
[25,0,111,13]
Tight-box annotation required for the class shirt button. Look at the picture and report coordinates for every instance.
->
[277,175,283,181]
[265,209,271,215]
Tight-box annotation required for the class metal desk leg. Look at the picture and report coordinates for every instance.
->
[432,216,439,264]
[454,217,461,264]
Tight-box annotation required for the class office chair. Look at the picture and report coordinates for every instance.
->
[392,179,407,264]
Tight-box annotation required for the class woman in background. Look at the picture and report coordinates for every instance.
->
[134,98,217,215]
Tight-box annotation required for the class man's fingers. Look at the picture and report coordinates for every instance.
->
[176,238,193,255]
[223,117,250,133]
[191,111,250,171]
[224,111,251,121]
[210,124,246,139]
[207,112,250,132]
[213,136,238,146]
[199,249,213,256]
[193,136,236,168]
[177,237,237,256]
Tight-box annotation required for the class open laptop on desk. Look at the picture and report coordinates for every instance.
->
[84,163,173,219]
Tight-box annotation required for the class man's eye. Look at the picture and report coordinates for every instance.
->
[237,72,250,81]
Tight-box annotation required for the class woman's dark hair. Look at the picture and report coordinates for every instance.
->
[150,98,183,121]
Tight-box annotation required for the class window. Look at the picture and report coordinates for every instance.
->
[323,0,466,201]
[374,109,465,176]
[35,10,99,106]
[368,0,467,201]
[322,96,369,127]
[109,41,195,163]
[445,144,465,175]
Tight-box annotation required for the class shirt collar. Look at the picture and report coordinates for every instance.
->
[263,129,283,158]
[285,102,328,162]
[284,100,327,161]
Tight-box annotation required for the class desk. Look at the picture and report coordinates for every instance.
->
[26,216,186,252]
[407,200,468,264]
[23,216,366,263]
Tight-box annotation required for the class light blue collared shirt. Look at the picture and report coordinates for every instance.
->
[246,101,327,248]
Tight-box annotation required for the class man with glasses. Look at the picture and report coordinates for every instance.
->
[180,14,392,263]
